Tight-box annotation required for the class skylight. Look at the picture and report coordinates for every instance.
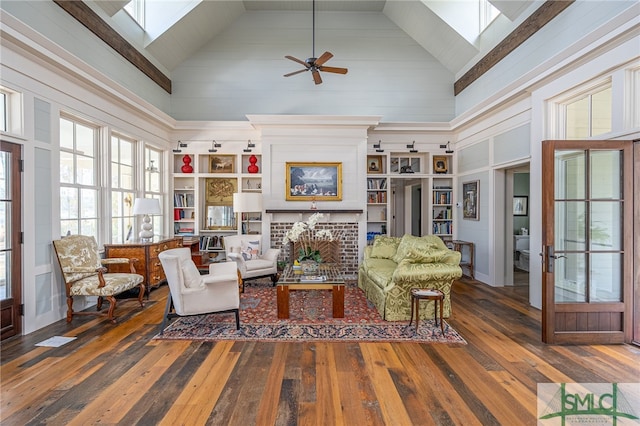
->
[422,0,501,43]
[124,0,145,29]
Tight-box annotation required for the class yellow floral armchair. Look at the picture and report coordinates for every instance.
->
[53,235,145,323]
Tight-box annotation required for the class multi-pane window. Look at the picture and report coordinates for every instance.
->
[144,146,163,237]
[564,84,612,139]
[59,117,99,239]
[111,135,136,243]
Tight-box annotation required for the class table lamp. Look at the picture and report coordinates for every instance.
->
[132,198,161,240]
[233,193,263,234]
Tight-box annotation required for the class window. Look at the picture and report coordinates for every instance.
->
[0,91,6,132]
[124,0,145,28]
[111,134,136,243]
[0,86,23,135]
[564,84,612,139]
[59,117,99,239]
[479,0,500,33]
[144,146,163,237]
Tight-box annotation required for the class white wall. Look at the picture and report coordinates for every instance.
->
[169,11,455,122]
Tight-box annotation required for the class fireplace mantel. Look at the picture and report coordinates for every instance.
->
[265,209,363,214]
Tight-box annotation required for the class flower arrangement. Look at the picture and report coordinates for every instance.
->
[282,213,338,263]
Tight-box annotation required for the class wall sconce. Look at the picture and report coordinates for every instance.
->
[407,141,418,153]
[145,160,159,173]
[374,140,384,153]
[243,140,255,153]
[172,140,187,153]
[439,141,454,154]
[208,140,222,153]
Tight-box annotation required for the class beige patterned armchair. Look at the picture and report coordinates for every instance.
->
[53,235,145,323]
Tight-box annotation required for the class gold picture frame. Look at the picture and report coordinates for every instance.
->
[209,155,234,173]
[433,156,449,174]
[285,162,342,201]
[367,155,383,174]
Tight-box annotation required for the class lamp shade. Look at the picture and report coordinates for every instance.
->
[232,193,263,213]
[132,198,161,215]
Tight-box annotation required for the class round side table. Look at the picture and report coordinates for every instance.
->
[409,288,445,335]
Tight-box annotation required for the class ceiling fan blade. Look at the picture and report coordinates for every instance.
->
[312,69,322,85]
[284,69,308,77]
[318,66,348,75]
[285,55,310,68]
[314,51,333,67]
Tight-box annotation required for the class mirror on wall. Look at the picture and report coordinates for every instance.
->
[204,178,237,230]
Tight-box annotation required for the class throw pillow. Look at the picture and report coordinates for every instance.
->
[369,235,400,259]
[180,257,203,288]
[403,247,450,263]
[392,234,438,264]
[241,239,261,261]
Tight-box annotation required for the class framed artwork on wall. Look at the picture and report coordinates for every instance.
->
[433,156,449,174]
[513,196,528,216]
[462,180,479,220]
[285,162,342,201]
[367,155,383,174]
[209,155,234,173]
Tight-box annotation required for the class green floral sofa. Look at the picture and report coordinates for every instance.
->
[358,234,462,321]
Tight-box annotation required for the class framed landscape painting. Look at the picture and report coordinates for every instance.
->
[285,162,342,201]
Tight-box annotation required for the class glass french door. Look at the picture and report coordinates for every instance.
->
[0,141,21,340]
[541,140,633,344]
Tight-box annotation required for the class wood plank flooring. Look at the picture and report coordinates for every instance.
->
[2,279,639,425]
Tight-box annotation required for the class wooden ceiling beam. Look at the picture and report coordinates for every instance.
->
[53,0,172,94]
[454,0,574,96]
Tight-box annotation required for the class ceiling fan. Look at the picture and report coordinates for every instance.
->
[284,0,348,85]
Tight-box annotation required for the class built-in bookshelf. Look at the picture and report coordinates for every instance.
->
[431,175,453,240]
[171,151,262,246]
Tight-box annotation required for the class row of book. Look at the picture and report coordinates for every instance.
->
[432,221,452,235]
[173,209,193,220]
[367,191,387,204]
[199,235,225,251]
[174,193,194,207]
[433,190,452,204]
[367,178,387,189]
[433,207,452,219]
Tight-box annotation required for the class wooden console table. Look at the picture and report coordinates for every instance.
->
[451,240,474,279]
[104,236,183,291]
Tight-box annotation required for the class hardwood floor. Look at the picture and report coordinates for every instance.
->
[2,279,639,425]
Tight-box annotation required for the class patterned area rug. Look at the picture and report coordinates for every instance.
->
[155,283,466,344]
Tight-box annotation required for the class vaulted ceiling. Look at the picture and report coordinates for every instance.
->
[90,0,540,76]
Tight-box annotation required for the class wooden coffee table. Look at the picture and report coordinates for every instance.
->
[277,264,345,319]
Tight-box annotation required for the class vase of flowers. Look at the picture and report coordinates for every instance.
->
[282,212,339,265]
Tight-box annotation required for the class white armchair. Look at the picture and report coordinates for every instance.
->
[223,234,280,292]
[158,248,240,334]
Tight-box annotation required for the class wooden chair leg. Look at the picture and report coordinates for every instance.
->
[66,296,74,322]
[270,274,279,286]
[137,284,146,308]
[234,309,240,330]
[105,296,117,323]
[97,296,103,311]
[159,291,174,335]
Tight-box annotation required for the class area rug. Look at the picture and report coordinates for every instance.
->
[155,284,466,344]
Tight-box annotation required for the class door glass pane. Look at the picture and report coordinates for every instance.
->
[555,253,586,302]
[590,253,621,302]
[590,150,621,199]
[555,201,585,251]
[590,201,621,251]
[0,150,8,299]
[555,150,585,199]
